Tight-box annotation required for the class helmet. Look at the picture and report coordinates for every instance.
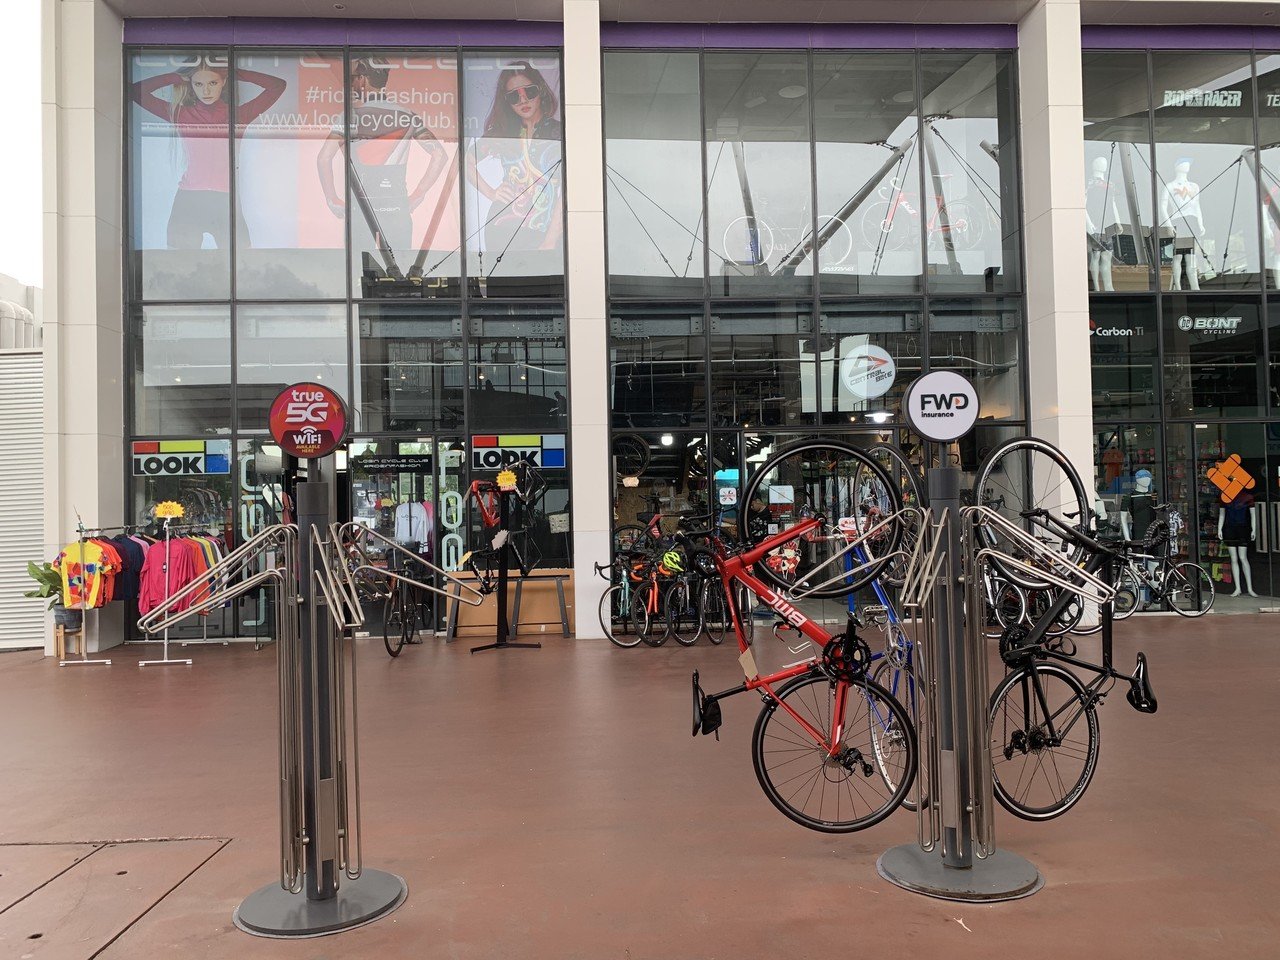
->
[661,550,685,574]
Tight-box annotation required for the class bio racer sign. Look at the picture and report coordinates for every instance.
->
[268,382,348,459]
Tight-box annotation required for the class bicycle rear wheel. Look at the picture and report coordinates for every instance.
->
[871,658,922,813]
[973,437,1089,590]
[751,673,915,833]
[1112,566,1141,620]
[700,579,728,645]
[630,581,666,647]
[989,663,1100,821]
[664,579,700,646]
[1168,562,1214,617]
[383,590,405,658]
[742,440,903,600]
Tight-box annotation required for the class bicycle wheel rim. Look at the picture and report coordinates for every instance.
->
[751,674,915,833]
[866,443,924,588]
[601,585,642,648]
[973,437,1089,590]
[988,664,1099,820]
[741,440,903,600]
[1170,563,1214,617]
[700,580,728,645]
[383,594,404,657]
[666,581,698,646]
[870,659,920,813]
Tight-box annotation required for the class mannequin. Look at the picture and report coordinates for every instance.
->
[1120,470,1157,542]
[1217,492,1258,597]
[1085,156,1121,291]
[1159,158,1204,291]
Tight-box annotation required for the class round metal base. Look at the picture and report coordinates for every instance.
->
[233,869,407,939]
[877,844,1043,903]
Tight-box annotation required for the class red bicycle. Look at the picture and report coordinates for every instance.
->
[689,440,918,832]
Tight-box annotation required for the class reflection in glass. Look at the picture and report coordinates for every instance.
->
[704,53,813,297]
[817,301,922,423]
[814,53,921,293]
[1162,296,1263,417]
[235,51,346,298]
[341,53,461,298]
[928,299,1023,421]
[920,53,1020,293]
[1271,301,1280,412]
[353,303,463,433]
[604,52,705,297]
[130,305,232,435]
[1088,298,1160,420]
[467,303,567,431]
[128,50,244,299]
[463,54,565,298]
[1256,54,1280,290]
[609,302,706,429]
[1152,53,1260,290]
[609,431,721,544]
[1092,423,1163,536]
[236,303,349,428]
[1082,52,1157,292]
[708,302,816,428]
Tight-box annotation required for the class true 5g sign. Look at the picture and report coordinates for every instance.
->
[903,371,980,442]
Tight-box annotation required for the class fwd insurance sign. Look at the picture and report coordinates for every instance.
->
[903,371,980,442]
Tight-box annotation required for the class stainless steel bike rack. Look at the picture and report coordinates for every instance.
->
[877,468,1044,902]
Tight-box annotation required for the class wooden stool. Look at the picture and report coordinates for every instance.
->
[55,624,84,659]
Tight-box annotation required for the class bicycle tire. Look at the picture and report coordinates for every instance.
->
[741,439,903,599]
[1112,566,1142,620]
[1168,562,1214,617]
[612,434,650,480]
[631,581,666,647]
[973,436,1090,591]
[599,584,642,648]
[700,579,728,645]
[989,663,1100,821]
[751,672,916,833]
[383,591,405,658]
[664,579,700,646]
[866,443,925,588]
[871,658,922,813]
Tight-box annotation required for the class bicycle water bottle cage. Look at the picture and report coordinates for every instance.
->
[1126,652,1158,714]
[691,671,722,739]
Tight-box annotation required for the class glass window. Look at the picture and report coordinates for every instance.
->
[1092,422,1163,537]
[928,298,1023,421]
[130,305,232,435]
[813,53,921,294]
[1089,297,1160,420]
[467,302,567,431]
[1082,52,1157,292]
[708,301,817,428]
[236,303,349,429]
[1270,299,1280,412]
[609,302,706,429]
[234,51,347,298]
[130,445,234,534]
[467,431,571,567]
[704,52,813,298]
[1257,54,1280,291]
[919,52,1021,293]
[609,430,723,543]
[1162,295,1264,418]
[1151,52,1260,290]
[127,50,233,300]
[817,300,922,424]
[353,303,464,433]
[604,52,705,298]
[346,52,462,299]
[463,54,565,298]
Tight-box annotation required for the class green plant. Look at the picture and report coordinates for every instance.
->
[23,561,63,610]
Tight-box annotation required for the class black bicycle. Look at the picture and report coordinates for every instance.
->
[383,552,432,658]
[979,503,1158,821]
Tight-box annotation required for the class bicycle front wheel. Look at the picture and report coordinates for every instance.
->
[383,591,405,658]
[664,579,700,646]
[742,440,903,600]
[630,581,666,647]
[599,584,642,648]
[751,673,916,833]
[1112,566,1142,620]
[973,437,1090,590]
[871,658,922,813]
[989,663,1100,821]
[1168,562,1214,617]
[700,579,728,645]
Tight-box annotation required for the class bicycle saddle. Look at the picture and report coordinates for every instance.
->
[1126,652,1158,714]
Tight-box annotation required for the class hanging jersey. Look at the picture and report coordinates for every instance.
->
[54,541,118,610]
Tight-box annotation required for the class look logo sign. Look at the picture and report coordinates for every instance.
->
[269,382,348,459]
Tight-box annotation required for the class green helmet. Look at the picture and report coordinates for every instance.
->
[661,550,684,573]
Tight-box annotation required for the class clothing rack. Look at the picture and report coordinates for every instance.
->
[140,517,196,668]
[58,520,117,667]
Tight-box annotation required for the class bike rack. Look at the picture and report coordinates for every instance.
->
[779,507,923,602]
[878,469,1044,902]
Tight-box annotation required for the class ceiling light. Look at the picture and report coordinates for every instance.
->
[660,433,674,446]
[744,95,767,109]
[869,411,891,424]
[892,90,914,104]
[778,85,807,99]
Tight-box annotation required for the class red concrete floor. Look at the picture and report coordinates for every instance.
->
[0,614,1277,959]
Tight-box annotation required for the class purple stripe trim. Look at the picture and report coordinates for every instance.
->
[599,22,1017,48]
[1082,25,1280,50]
[122,18,564,46]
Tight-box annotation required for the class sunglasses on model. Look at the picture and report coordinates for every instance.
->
[504,83,542,105]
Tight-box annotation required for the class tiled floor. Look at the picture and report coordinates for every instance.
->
[0,614,1276,959]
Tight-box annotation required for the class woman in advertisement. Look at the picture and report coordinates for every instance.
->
[468,60,564,266]
[131,56,286,249]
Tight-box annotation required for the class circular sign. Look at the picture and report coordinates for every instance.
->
[1177,315,1194,332]
[839,344,897,400]
[903,371,979,442]
[268,382,348,459]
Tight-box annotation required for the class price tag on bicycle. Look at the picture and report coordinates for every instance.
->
[496,469,517,492]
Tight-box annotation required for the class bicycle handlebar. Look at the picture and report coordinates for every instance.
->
[1019,508,1122,559]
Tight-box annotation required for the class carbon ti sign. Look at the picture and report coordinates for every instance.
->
[269,382,348,459]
